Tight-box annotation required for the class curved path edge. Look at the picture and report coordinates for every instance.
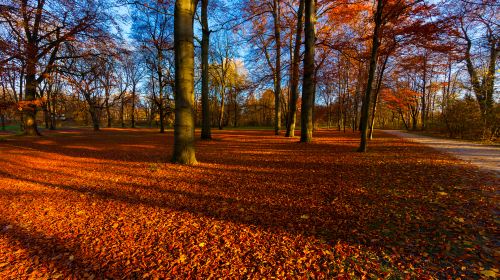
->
[381,130,500,178]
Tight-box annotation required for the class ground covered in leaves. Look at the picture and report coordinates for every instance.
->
[0,129,498,279]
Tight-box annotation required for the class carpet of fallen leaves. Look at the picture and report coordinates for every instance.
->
[0,129,498,279]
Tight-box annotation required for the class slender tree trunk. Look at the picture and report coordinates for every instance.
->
[300,0,316,143]
[1,82,7,131]
[120,97,125,128]
[358,0,383,152]
[218,86,225,130]
[200,0,212,140]
[51,88,57,130]
[369,54,389,140]
[172,0,198,165]
[421,55,427,130]
[272,0,282,135]
[131,84,136,128]
[159,105,165,133]
[233,95,238,127]
[399,110,409,130]
[285,0,304,137]
[106,97,112,128]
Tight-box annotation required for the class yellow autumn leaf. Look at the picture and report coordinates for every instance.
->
[480,269,498,278]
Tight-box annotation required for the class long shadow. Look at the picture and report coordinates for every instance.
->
[0,217,107,278]
[0,129,497,277]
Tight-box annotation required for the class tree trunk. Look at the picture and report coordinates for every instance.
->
[200,0,212,140]
[172,0,198,165]
[106,97,112,128]
[218,87,225,130]
[285,0,304,137]
[369,54,389,140]
[131,84,136,128]
[49,91,56,130]
[89,104,100,131]
[272,0,282,135]
[463,27,498,136]
[421,54,427,130]
[300,0,315,143]
[159,105,165,133]
[23,64,40,136]
[358,0,383,152]
[120,97,125,128]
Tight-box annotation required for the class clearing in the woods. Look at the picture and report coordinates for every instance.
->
[0,129,498,278]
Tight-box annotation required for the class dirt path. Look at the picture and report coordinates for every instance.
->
[382,130,500,177]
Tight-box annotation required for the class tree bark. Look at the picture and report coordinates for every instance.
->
[285,0,304,137]
[462,25,498,135]
[200,0,212,140]
[120,96,125,128]
[23,61,40,135]
[300,0,315,143]
[131,84,136,128]
[272,0,282,135]
[369,54,389,140]
[218,86,225,130]
[358,0,383,152]
[172,0,198,165]
[106,94,112,128]
[420,54,427,130]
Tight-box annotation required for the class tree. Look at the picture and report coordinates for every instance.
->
[456,0,498,138]
[300,0,316,143]
[285,0,304,137]
[131,0,175,133]
[244,0,284,135]
[0,0,112,135]
[271,0,282,135]
[172,0,199,165]
[123,53,143,128]
[358,0,383,152]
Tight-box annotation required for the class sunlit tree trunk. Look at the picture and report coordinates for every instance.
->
[200,0,212,140]
[300,0,315,143]
[218,86,225,130]
[272,0,282,135]
[172,0,198,165]
[285,0,304,138]
[358,0,383,152]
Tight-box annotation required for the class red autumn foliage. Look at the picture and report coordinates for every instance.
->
[0,129,497,278]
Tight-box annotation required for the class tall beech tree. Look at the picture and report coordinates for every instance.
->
[300,0,315,143]
[172,0,199,165]
[285,0,304,138]
[245,0,284,135]
[271,0,282,135]
[358,0,383,152]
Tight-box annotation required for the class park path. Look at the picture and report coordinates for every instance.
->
[382,130,500,177]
